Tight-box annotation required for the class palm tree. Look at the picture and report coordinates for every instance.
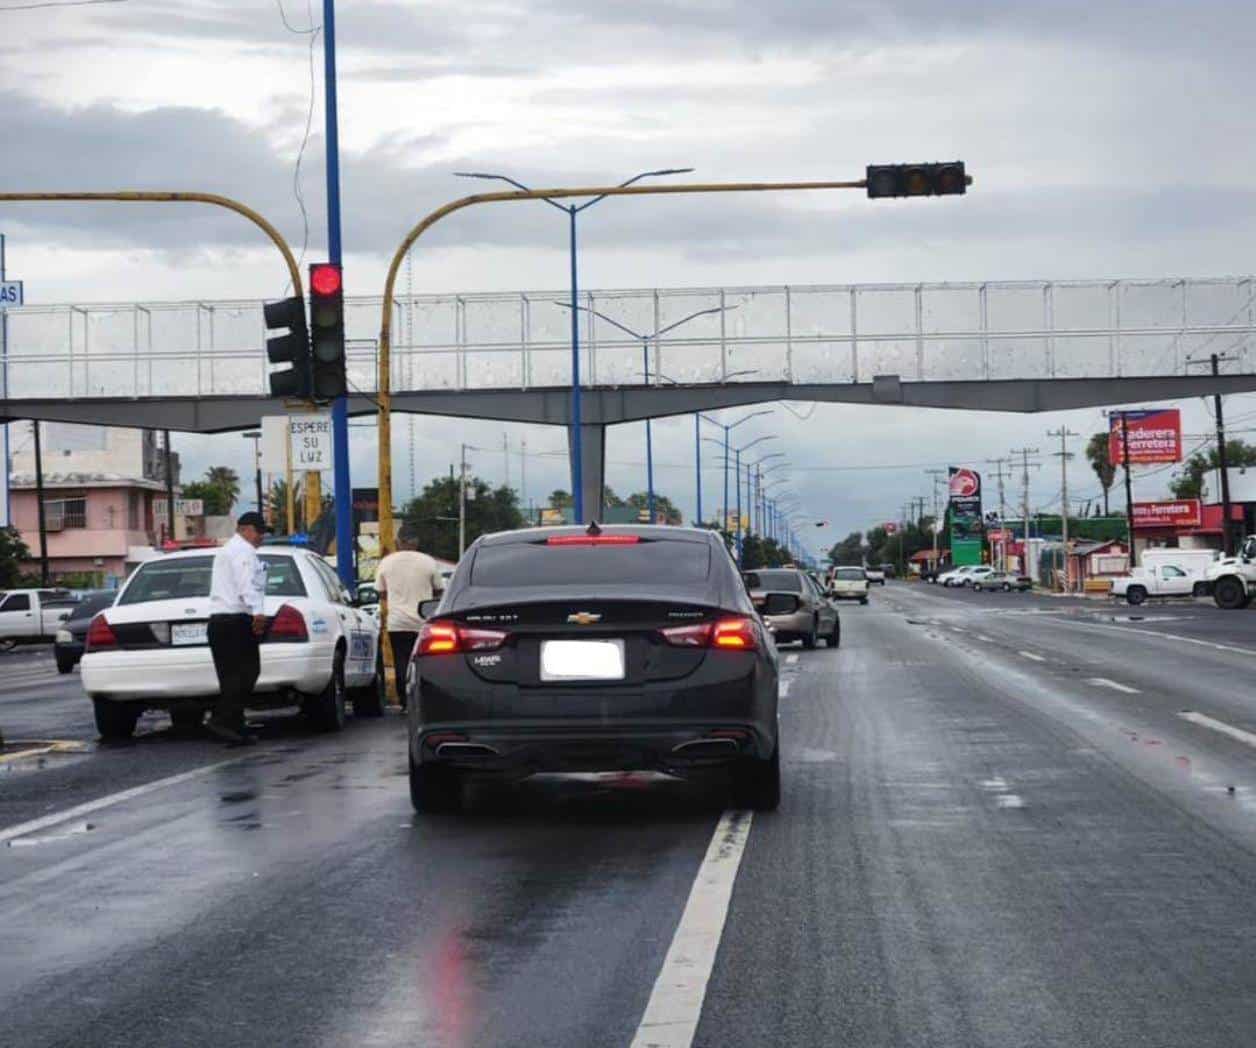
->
[205,465,241,511]
[1085,432,1115,516]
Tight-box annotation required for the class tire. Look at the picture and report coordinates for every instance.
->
[0,638,17,653]
[860,596,868,606]
[973,583,983,592]
[305,648,347,732]
[1126,585,1148,606]
[801,619,817,650]
[55,651,76,675]
[825,620,841,648]
[93,698,141,741]
[170,705,205,732]
[1214,576,1248,611]
[353,649,385,718]
[409,753,463,814]
[1002,583,1012,592]
[732,745,781,811]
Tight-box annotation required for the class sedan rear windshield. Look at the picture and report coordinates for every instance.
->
[118,555,307,605]
[743,570,803,592]
[471,539,710,587]
[835,568,865,580]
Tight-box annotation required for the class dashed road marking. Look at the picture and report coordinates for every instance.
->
[1178,711,1256,751]
[785,654,799,665]
[1018,651,1047,662]
[1087,677,1141,695]
[779,680,792,698]
[631,810,754,1048]
[976,634,994,643]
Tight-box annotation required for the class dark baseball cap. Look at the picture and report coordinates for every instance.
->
[237,511,273,533]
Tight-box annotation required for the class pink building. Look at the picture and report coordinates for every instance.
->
[9,423,183,586]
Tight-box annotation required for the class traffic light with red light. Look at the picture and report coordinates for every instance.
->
[264,295,310,398]
[865,162,967,199]
[309,262,346,401]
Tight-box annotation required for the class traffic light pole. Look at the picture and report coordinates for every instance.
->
[322,0,354,590]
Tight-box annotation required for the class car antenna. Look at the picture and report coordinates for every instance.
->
[586,521,602,536]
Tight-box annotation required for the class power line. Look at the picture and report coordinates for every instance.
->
[274,0,321,289]
[1,0,125,10]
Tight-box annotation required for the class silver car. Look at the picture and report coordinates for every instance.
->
[744,568,840,649]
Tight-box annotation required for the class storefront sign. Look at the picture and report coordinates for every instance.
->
[949,467,984,565]
[1108,409,1182,465]
[1132,499,1201,529]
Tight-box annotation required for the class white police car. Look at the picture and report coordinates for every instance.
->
[81,546,383,739]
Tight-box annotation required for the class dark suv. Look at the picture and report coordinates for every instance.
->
[406,525,781,813]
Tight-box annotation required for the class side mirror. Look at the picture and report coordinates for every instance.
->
[418,598,442,619]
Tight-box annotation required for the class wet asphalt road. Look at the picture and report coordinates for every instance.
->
[5,586,1256,1047]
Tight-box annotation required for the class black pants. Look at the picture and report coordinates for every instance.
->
[208,614,260,730]
[388,630,418,709]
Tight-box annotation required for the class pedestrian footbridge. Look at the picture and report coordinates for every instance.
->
[3,277,1254,511]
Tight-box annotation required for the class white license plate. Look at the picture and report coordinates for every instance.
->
[171,622,208,646]
[540,639,626,682]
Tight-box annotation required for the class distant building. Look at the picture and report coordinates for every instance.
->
[9,423,184,586]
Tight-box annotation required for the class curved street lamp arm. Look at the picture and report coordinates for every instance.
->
[576,167,697,212]
[553,300,645,341]
[454,171,570,214]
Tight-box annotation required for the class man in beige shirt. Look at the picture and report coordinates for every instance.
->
[376,530,444,709]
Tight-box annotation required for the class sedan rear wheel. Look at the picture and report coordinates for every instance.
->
[93,698,141,741]
[825,620,841,648]
[732,745,780,811]
[409,754,463,814]
[305,649,347,733]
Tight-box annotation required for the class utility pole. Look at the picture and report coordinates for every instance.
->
[1187,353,1240,556]
[458,443,470,558]
[1106,411,1139,569]
[164,429,176,543]
[925,468,947,567]
[1010,448,1040,575]
[503,432,510,491]
[1048,428,1078,592]
[32,421,49,585]
[986,456,1011,571]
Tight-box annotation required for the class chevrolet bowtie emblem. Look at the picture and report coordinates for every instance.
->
[566,612,602,625]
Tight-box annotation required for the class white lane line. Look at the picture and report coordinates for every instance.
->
[1062,618,1256,659]
[0,755,251,845]
[1179,711,1256,750]
[779,680,792,698]
[631,809,754,1048]
[951,626,968,634]
[1087,677,1141,695]
[976,635,994,643]
[1018,650,1047,662]
[785,654,799,665]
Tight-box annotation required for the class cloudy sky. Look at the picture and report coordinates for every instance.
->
[5,0,1256,555]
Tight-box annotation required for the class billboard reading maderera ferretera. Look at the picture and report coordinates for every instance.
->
[1108,409,1182,466]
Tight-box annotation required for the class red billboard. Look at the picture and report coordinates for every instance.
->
[1132,499,1202,530]
[1108,409,1182,465]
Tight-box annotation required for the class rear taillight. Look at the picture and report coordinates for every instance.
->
[85,614,119,652]
[660,615,758,652]
[712,616,758,650]
[417,620,509,656]
[265,604,308,642]
[546,534,640,546]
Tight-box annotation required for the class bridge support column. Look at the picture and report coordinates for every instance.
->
[568,422,605,523]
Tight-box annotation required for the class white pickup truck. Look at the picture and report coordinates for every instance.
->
[1206,536,1256,609]
[0,588,77,651]
[1110,551,1216,605]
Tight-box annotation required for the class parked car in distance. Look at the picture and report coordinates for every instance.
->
[53,590,118,673]
[936,566,975,587]
[971,571,1032,592]
[407,525,782,813]
[828,566,870,604]
[81,546,384,739]
[864,565,886,586]
[1111,562,1211,605]
[880,562,897,579]
[745,568,840,649]
[0,588,77,652]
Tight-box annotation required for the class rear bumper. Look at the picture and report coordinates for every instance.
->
[411,720,776,776]
[763,609,812,637]
[831,590,868,600]
[81,643,334,704]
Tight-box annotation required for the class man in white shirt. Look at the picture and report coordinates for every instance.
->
[376,529,444,710]
[206,511,271,745]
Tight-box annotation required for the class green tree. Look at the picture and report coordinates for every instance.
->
[624,491,683,525]
[401,475,525,561]
[184,465,241,516]
[1085,432,1116,515]
[827,531,864,566]
[1169,439,1256,499]
[0,527,32,588]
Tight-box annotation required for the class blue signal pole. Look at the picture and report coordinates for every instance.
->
[323,0,354,589]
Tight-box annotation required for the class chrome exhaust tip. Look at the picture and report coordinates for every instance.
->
[672,738,740,757]
[435,741,500,759]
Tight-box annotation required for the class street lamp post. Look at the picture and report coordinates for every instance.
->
[456,168,694,523]
[242,430,263,515]
[556,301,733,523]
[729,435,778,564]
[699,410,773,543]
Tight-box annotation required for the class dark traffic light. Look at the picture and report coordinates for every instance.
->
[866,162,967,199]
[264,295,310,398]
[309,262,346,401]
